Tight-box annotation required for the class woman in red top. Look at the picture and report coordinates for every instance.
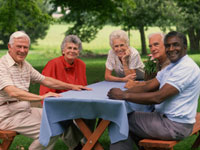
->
[40,35,87,94]
[39,35,92,150]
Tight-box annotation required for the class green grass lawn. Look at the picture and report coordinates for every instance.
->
[1,24,200,150]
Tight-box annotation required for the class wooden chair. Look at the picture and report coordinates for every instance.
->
[0,130,17,150]
[139,112,200,150]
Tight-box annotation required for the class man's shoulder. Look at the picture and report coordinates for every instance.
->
[0,55,8,67]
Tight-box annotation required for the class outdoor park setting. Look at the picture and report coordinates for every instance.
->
[0,0,200,150]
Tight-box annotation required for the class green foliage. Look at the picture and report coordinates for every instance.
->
[0,0,52,48]
[174,0,200,53]
[49,0,132,42]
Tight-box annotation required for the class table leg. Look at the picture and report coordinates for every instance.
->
[75,119,110,150]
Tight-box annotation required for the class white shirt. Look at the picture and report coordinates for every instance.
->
[106,47,144,77]
[156,55,200,124]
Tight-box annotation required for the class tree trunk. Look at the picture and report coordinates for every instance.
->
[128,29,130,44]
[188,28,200,53]
[139,26,147,55]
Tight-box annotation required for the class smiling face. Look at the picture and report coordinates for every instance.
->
[8,37,29,64]
[149,34,165,60]
[112,39,129,59]
[63,42,80,64]
[165,36,187,63]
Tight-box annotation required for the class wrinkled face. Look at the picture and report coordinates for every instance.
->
[112,39,128,59]
[63,42,79,64]
[165,36,186,63]
[8,37,29,64]
[149,34,165,60]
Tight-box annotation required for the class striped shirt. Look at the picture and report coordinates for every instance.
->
[0,53,45,105]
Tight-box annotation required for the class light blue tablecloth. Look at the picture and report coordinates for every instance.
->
[39,81,152,146]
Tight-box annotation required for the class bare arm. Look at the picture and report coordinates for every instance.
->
[124,80,146,89]
[105,68,136,82]
[107,83,179,105]
[40,77,91,91]
[122,62,136,76]
[121,48,136,76]
[3,85,61,101]
[126,78,159,93]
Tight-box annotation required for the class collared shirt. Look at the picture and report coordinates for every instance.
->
[156,55,200,124]
[0,53,45,105]
[39,56,87,94]
[106,47,144,77]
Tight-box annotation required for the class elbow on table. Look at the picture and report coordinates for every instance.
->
[104,75,110,81]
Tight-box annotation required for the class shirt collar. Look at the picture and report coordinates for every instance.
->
[61,56,76,70]
[5,52,24,68]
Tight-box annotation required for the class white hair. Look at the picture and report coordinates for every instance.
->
[61,35,82,54]
[109,30,129,48]
[9,31,31,46]
[148,32,165,41]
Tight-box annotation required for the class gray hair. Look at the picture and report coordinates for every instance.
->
[61,35,82,53]
[9,31,31,46]
[109,30,129,48]
[148,32,165,42]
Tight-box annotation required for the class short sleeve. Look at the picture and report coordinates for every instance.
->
[0,66,13,90]
[129,48,144,69]
[166,65,195,92]
[30,65,45,83]
[106,50,114,71]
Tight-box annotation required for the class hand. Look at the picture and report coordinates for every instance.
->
[43,92,62,99]
[124,80,146,89]
[124,79,136,89]
[123,73,136,82]
[107,88,125,100]
[71,85,92,91]
[122,48,130,62]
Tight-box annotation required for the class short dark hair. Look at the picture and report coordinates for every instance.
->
[164,31,187,48]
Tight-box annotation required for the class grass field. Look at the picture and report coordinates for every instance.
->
[1,23,200,150]
[31,24,163,54]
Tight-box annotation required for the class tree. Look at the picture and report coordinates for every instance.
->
[111,0,179,55]
[49,0,127,42]
[50,0,176,55]
[174,0,200,53]
[0,0,51,48]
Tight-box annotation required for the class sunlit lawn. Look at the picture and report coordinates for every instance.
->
[1,23,200,150]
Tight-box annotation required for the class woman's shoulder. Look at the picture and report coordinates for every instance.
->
[45,56,63,66]
[75,58,86,66]
[130,47,139,53]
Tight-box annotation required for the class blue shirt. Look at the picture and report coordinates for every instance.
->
[156,55,200,124]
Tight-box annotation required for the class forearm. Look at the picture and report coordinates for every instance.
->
[4,86,44,101]
[105,74,125,82]
[41,77,73,90]
[126,79,158,93]
[122,61,135,76]
[124,91,162,104]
